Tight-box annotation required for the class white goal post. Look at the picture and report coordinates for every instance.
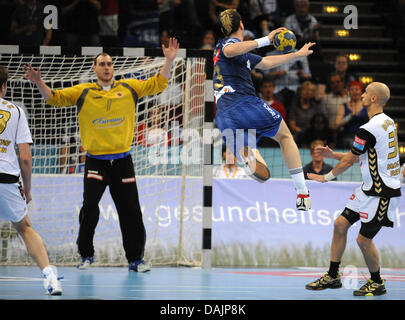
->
[0,45,214,268]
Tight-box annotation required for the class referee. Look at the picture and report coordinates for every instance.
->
[24,38,180,272]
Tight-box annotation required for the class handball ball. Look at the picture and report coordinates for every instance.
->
[273,30,296,53]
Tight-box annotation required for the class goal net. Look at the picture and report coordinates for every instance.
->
[0,48,208,267]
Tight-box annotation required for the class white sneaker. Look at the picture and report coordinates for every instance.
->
[43,266,63,296]
[129,260,151,273]
[296,193,311,211]
[137,261,151,273]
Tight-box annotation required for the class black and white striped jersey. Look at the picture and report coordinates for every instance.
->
[351,113,401,198]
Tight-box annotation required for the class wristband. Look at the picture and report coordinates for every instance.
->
[255,36,271,48]
[324,171,336,181]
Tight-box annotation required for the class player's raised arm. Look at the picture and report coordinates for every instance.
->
[217,9,289,58]
[23,64,52,100]
[255,42,315,70]
[160,37,180,79]
[223,27,287,58]
[24,63,81,107]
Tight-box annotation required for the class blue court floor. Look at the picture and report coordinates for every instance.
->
[0,266,404,300]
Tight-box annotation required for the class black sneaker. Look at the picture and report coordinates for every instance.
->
[305,272,342,290]
[353,279,386,296]
[77,256,94,270]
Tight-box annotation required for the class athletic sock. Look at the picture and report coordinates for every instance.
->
[370,270,382,284]
[289,167,309,195]
[328,261,341,279]
[42,265,55,277]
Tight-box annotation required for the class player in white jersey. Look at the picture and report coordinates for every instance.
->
[0,66,62,295]
[305,82,401,296]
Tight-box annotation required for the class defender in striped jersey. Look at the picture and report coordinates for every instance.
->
[306,82,401,296]
[0,66,62,295]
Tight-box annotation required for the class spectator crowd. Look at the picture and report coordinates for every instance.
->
[1,0,404,177]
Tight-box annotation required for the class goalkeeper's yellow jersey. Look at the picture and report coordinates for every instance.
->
[46,73,168,155]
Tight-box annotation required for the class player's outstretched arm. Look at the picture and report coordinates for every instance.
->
[23,64,52,100]
[314,145,339,160]
[308,151,359,183]
[256,42,315,70]
[160,37,180,79]
[313,145,357,162]
[223,27,287,58]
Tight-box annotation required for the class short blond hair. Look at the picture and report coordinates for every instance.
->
[219,9,241,36]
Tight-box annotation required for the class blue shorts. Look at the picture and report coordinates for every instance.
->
[215,95,282,159]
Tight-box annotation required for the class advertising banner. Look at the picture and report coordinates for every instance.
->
[3,176,403,266]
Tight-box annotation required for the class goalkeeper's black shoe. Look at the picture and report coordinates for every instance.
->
[305,272,342,290]
[353,279,386,296]
[77,256,94,270]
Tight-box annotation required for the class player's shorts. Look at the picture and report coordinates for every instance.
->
[341,187,400,239]
[0,182,27,223]
[215,95,282,160]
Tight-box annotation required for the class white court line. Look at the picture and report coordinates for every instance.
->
[129,289,255,293]
[288,272,405,280]
[296,267,404,272]
[0,276,42,282]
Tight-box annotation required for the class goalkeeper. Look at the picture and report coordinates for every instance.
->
[24,38,180,272]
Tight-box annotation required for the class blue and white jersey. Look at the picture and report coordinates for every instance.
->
[213,37,263,112]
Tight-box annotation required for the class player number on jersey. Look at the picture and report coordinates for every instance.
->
[214,66,224,90]
[387,129,398,159]
[0,110,11,134]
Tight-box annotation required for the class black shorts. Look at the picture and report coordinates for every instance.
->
[340,206,392,240]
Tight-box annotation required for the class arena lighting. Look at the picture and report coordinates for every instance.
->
[335,29,350,37]
[348,53,361,61]
[359,76,373,84]
[324,6,338,13]
[399,145,405,155]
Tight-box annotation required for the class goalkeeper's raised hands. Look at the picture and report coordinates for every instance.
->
[162,37,180,62]
[23,64,42,84]
[23,63,51,100]
[160,37,180,79]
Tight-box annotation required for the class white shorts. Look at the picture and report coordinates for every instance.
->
[0,182,27,223]
[346,187,399,225]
